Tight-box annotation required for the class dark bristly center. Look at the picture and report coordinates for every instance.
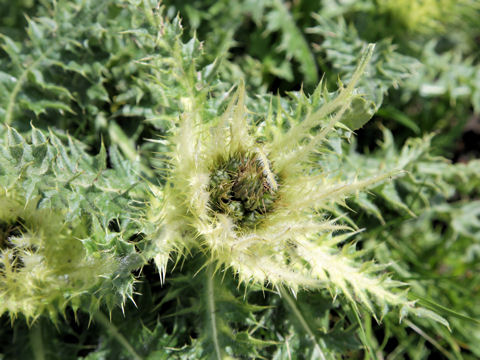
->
[208,151,279,228]
[0,218,28,272]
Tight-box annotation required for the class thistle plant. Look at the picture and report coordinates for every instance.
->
[3,0,479,358]
[0,191,115,321]
[0,126,144,322]
[144,44,445,325]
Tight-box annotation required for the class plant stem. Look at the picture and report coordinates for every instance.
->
[93,311,143,360]
[279,287,327,360]
[29,322,45,360]
[5,52,47,125]
[405,320,454,360]
[206,264,222,360]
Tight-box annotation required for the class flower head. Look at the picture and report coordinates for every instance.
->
[146,44,446,321]
[0,189,116,322]
[0,126,143,322]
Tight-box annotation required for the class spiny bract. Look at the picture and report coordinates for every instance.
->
[145,44,446,323]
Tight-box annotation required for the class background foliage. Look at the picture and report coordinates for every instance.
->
[0,0,479,359]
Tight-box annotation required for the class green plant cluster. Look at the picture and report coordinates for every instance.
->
[0,0,479,359]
